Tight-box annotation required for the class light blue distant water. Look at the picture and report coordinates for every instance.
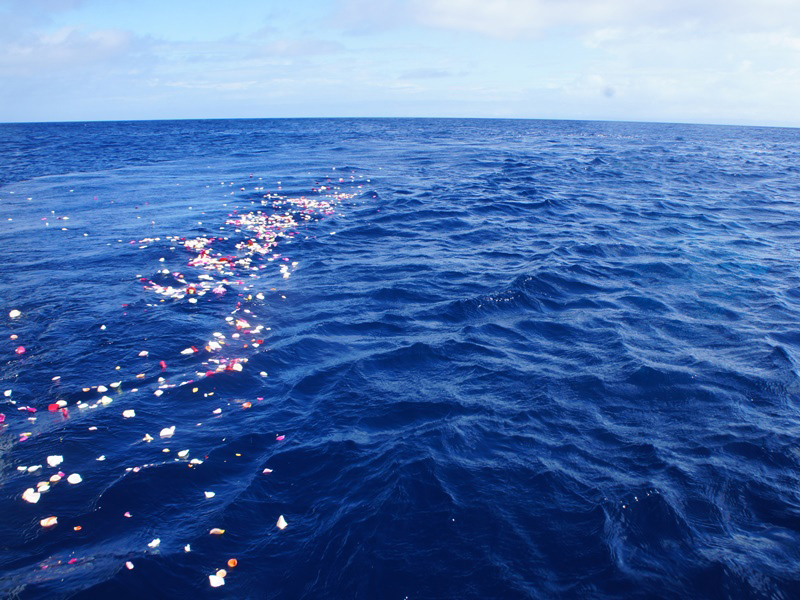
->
[2,118,800,599]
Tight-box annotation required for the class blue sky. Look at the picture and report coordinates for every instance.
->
[2,0,799,125]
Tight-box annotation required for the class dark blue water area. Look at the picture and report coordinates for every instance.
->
[2,118,800,599]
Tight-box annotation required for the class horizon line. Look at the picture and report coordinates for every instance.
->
[1,115,798,131]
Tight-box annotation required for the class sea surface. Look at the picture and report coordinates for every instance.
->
[2,118,800,599]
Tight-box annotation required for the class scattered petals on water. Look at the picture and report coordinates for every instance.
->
[1,174,361,588]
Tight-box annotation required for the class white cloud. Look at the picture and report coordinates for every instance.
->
[250,38,345,58]
[0,26,136,75]
[336,0,800,38]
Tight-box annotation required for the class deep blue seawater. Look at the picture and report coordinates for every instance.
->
[2,118,800,599]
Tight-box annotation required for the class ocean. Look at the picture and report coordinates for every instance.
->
[1,118,800,599]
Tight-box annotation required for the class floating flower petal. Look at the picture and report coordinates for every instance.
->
[22,488,41,503]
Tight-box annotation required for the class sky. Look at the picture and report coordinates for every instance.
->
[1,0,799,126]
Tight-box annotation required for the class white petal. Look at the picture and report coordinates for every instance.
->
[159,426,175,438]
[209,575,225,588]
[123,409,136,418]
[277,515,288,530]
[67,473,83,484]
[148,538,160,548]
[40,516,58,528]
[204,491,215,498]
[47,455,64,467]
[22,488,41,503]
